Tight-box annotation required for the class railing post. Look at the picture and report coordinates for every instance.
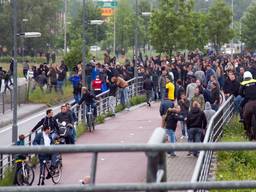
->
[99,96,103,116]
[0,154,3,179]
[82,103,86,124]
[2,93,4,114]
[90,152,98,185]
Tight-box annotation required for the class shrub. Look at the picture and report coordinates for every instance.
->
[76,123,87,138]
[0,168,15,186]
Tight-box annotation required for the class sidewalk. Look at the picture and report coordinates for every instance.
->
[32,102,197,188]
[0,103,46,128]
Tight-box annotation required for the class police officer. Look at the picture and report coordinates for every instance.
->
[239,71,256,140]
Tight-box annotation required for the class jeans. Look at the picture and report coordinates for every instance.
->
[166,129,176,155]
[57,80,64,94]
[145,90,152,104]
[109,96,116,114]
[160,87,166,101]
[188,128,202,156]
[74,94,81,104]
[234,95,243,114]
[180,121,188,137]
[120,87,130,108]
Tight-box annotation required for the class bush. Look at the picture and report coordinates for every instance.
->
[0,168,15,186]
[130,96,146,106]
[212,116,256,192]
[28,83,73,106]
[76,123,87,138]
[95,115,105,124]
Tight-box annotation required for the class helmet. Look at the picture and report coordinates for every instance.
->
[243,71,253,80]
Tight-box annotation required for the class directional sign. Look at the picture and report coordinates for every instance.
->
[101,8,114,16]
[97,0,117,8]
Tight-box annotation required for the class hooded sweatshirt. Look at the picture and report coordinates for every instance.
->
[204,102,216,125]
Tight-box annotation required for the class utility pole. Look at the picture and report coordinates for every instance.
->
[113,6,116,56]
[231,0,234,60]
[134,0,138,78]
[64,0,67,54]
[11,0,18,144]
[82,0,86,87]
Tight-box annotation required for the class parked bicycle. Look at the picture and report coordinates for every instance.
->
[37,154,62,185]
[15,159,35,186]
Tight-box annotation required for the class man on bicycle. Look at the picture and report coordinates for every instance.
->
[55,105,74,144]
[77,87,97,121]
[33,126,57,185]
[31,109,59,141]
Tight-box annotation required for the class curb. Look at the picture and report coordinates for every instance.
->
[0,105,47,128]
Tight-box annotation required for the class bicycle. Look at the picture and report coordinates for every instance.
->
[86,104,95,132]
[37,154,62,185]
[15,159,35,186]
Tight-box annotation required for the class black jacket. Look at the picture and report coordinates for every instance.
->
[210,88,220,105]
[109,82,117,96]
[164,112,183,131]
[187,107,207,130]
[79,92,96,106]
[32,116,59,133]
[223,79,240,96]
[143,78,153,90]
[55,112,74,124]
[239,79,256,101]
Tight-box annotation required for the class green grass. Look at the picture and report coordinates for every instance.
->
[95,115,105,124]
[0,168,15,186]
[76,123,87,138]
[130,95,146,106]
[28,83,73,106]
[212,116,256,192]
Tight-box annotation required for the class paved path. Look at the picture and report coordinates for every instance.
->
[33,102,197,189]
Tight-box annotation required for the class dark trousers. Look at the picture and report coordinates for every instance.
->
[188,128,202,156]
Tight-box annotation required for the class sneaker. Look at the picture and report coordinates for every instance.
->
[187,152,192,156]
[168,153,177,158]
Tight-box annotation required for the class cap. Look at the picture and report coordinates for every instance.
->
[243,71,253,80]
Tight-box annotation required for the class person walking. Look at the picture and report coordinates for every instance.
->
[187,101,207,157]
[108,79,118,116]
[162,105,182,157]
[143,75,153,107]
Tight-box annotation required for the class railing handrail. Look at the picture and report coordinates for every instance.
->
[190,95,235,185]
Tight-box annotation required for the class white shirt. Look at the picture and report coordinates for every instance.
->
[43,132,51,146]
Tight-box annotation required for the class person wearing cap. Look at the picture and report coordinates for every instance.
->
[239,71,256,140]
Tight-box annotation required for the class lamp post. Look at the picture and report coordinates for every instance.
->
[141,12,152,56]
[82,0,87,87]
[134,0,138,94]
[231,0,234,60]
[64,0,67,55]
[21,18,28,64]
[11,0,17,144]
[90,20,104,59]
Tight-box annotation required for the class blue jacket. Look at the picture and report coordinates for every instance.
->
[91,67,100,81]
[69,75,80,87]
[33,132,53,159]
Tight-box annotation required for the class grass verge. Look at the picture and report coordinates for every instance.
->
[0,168,15,186]
[212,116,255,192]
[28,83,73,106]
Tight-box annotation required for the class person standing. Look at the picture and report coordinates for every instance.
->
[165,78,175,101]
[23,60,29,80]
[0,67,4,92]
[108,80,118,116]
[162,105,182,157]
[178,93,190,138]
[92,75,102,96]
[143,75,153,107]
[204,102,216,125]
[187,101,207,157]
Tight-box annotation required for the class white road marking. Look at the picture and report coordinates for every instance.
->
[0,102,71,134]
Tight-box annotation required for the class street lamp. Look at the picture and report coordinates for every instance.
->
[141,12,152,55]
[21,18,28,64]
[18,32,41,38]
[231,0,234,60]
[90,20,104,59]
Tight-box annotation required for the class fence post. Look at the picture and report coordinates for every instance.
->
[99,97,103,116]
[18,86,20,106]
[82,103,86,124]
[2,94,4,114]
[0,154,3,179]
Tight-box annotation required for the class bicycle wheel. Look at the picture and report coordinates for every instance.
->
[16,165,35,186]
[92,117,95,131]
[51,162,62,184]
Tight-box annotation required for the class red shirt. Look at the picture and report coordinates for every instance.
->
[92,79,102,91]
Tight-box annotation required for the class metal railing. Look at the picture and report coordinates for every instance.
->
[190,95,235,192]
[1,142,256,191]
[72,76,144,125]
[0,77,144,179]
[0,83,28,114]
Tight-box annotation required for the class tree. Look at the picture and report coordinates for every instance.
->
[241,2,256,51]
[114,0,135,51]
[190,12,208,50]
[206,0,234,51]
[149,0,195,55]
